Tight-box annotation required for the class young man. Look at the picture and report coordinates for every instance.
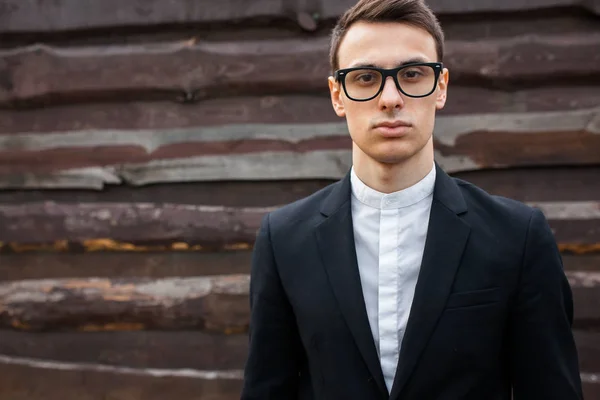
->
[241,0,583,399]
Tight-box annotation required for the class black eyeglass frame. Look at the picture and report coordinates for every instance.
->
[334,62,444,101]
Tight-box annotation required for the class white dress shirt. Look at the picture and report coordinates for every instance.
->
[350,163,436,393]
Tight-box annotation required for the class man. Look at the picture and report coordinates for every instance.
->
[241,0,583,398]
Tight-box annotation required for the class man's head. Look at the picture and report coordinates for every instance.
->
[328,0,448,168]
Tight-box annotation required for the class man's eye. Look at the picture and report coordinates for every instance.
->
[402,70,423,79]
[357,74,376,82]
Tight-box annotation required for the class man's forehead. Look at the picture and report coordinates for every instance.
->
[337,21,437,68]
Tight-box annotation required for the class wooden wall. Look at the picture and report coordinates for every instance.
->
[0,0,599,398]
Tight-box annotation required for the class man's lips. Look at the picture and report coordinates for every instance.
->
[373,120,412,137]
[374,120,412,129]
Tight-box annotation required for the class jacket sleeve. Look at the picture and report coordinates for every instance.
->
[509,208,583,399]
[240,213,302,399]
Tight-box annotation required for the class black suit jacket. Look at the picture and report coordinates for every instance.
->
[241,163,582,400]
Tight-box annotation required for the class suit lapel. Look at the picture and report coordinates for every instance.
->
[315,173,388,397]
[389,164,471,400]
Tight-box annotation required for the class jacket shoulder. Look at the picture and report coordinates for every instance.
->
[267,180,339,232]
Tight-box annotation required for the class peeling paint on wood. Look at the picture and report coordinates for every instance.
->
[0,201,600,244]
[1,34,599,105]
[0,107,597,187]
[568,271,600,288]
[0,271,597,331]
[0,354,244,379]
[0,201,596,246]
[0,275,250,331]
[2,87,600,135]
[0,202,272,244]
[0,0,598,34]
[0,167,596,206]
[2,107,597,152]
[1,143,597,189]
[0,358,244,400]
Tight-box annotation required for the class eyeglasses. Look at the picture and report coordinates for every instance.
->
[334,62,443,101]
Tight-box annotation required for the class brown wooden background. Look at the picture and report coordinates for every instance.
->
[0,0,599,398]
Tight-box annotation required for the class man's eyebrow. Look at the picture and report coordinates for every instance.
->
[348,57,430,69]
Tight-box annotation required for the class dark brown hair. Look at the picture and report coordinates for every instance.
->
[329,0,444,73]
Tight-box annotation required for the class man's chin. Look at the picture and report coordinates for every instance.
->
[370,152,415,165]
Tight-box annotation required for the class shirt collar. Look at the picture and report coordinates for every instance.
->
[350,163,436,210]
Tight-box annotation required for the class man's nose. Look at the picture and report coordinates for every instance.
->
[378,76,405,110]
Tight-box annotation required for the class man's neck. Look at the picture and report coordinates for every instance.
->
[351,142,434,194]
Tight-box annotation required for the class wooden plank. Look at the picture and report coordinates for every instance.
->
[533,202,600,220]
[0,107,597,187]
[550,220,600,246]
[2,34,599,106]
[0,252,594,283]
[0,356,596,400]
[0,167,596,207]
[0,329,596,374]
[0,330,247,370]
[2,15,600,57]
[570,271,600,329]
[0,202,269,245]
[575,331,600,372]
[3,144,598,188]
[3,86,600,135]
[453,167,600,203]
[0,179,336,207]
[0,275,250,332]
[439,14,600,41]
[0,251,252,281]
[0,356,243,400]
[0,201,596,246]
[563,255,600,271]
[1,0,598,34]
[0,271,597,332]
[1,107,598,151]
[583,377,600,400]
[0,167,121,189]
[321,0,600,18]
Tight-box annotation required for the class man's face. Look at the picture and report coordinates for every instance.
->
[328,21,449,165]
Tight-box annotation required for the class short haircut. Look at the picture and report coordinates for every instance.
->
[329,0,445,73]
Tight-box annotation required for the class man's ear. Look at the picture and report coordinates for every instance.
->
[435,68,449,110]
[328,76,346,117]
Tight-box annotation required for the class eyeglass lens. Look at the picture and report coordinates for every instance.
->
[344,65,437,99]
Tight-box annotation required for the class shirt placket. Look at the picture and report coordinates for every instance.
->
[378,201,399,391]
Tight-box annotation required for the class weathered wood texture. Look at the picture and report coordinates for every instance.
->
[1,86,600,133]
[576,330,600,372]
[0,357,596,400]
[0,252,596,282]
[0,251,253,281]
[1,34,599,107]
[0,167,596,207]
[0,330,248,370]
[0,107,597,188]
[0,201,596,247]
[0,202,268,246]
[0,357,243,400]
[0,275,250,332]
[0,328,596,372]
[1,0,599,33]
[0,272,598,332]
[0,2,598,398]
[571,272,600,329]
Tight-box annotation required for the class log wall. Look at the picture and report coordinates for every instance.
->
[0,0,599,398]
